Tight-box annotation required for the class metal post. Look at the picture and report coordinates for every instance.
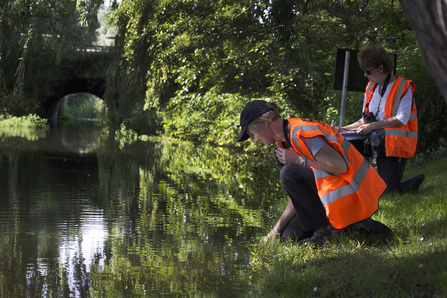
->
[339,51,350,127]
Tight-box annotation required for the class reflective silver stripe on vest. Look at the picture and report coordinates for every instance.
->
[364,83,374,111]
[379,78,417,123]
[290,124,352,165]
[313,169,334,179]
[409,112,418,120]
[319,158,371,206]
[391,78,408,116]
[366,83,374,94]
[383,111,417,121]
[385,129,418,139]
[290,126,305,153]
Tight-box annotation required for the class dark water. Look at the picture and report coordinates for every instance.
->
[0,120,284,297]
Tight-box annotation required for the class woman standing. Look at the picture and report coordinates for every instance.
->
[343,44,424,194]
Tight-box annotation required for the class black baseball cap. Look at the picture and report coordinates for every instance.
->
[236,100,272,142]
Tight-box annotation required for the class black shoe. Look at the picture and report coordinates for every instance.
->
[343,218,392,236]
[400,173,425,193]
[303,225,339,247]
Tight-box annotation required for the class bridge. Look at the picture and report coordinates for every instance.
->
[42,39,115,124]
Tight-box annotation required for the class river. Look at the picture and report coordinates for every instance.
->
[0,119,284,297]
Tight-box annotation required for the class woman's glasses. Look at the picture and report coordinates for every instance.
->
[362,66,379,75]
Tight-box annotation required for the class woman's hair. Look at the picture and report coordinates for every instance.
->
[358,44,393,74]
[246,102,280,135]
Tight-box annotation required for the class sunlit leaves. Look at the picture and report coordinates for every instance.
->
[109,0,272,106]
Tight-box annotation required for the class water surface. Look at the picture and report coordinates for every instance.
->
[0,120,284,297]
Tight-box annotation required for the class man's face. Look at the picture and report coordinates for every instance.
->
[248,123,276,146]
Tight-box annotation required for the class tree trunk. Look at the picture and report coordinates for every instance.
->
[398,0,447,105]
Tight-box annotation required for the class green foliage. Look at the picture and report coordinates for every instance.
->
[0,114,49,129]
[161,87,298,146]
[59,92,105,120]
[0,114,49,140]
[1,0,445,153]
[115,122,139,149]
[106,0,444,152]
[162,89,245,145]
[108,0,280,132]
[76,0,103,36]
[102,38,163,133]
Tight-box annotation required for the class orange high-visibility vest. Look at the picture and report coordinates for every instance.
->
[363,77,418,158]
[279,118,386,229]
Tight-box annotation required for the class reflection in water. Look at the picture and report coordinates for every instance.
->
[0,120,284,297]
[57,120,103,154]
[58,209,107,297]
[0,125,48,140]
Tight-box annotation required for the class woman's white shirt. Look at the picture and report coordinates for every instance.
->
[360,80,413,125]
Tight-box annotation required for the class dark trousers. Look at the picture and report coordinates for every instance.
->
[279,164,329,241]
[376,151,407,194]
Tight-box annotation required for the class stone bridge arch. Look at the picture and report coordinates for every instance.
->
[45,77,106,126]
[42,50,112,126]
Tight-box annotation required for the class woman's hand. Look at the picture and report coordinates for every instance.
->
[357,122,376,135]
[358,117,403,135]
[275,147,307,166]
[342,120,363,132]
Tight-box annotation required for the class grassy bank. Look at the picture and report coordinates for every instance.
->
[249,157,447,297]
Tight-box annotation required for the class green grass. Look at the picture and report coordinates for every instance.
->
[248,157,447,297]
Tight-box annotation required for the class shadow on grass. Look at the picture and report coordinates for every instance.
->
[418,215,447,239]
[250,236,447,297]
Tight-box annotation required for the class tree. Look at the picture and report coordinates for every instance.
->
[398,0,447,106]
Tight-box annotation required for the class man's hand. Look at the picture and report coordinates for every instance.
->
[263,228,280,243]
[275,147,307,166]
